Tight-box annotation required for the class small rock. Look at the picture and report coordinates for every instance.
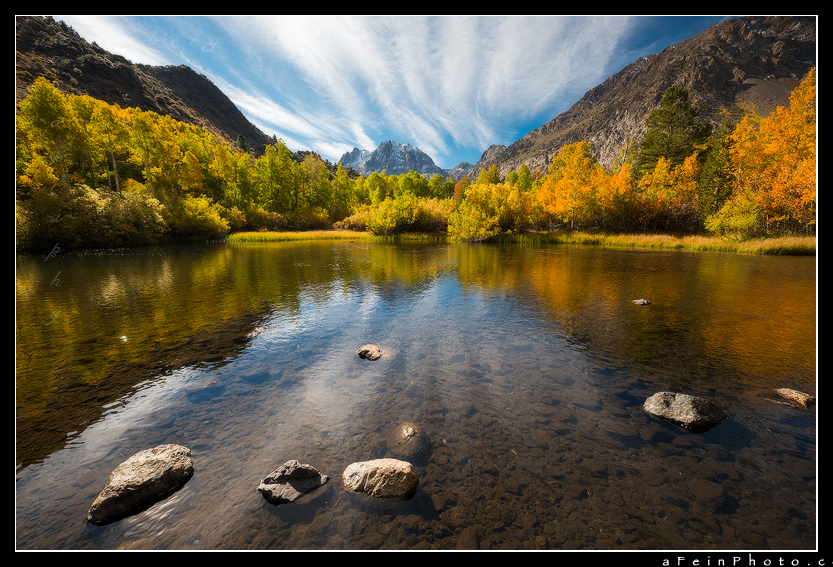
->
[632,299,651,306]
[257,460,329,505]
[246,326,267,339]
[357,344,383,360]
[87,444,194,525]
[643,391,728,432]
[342,458,418,499]
[775,388,815,409]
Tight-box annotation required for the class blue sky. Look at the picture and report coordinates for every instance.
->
[54,15,730,170]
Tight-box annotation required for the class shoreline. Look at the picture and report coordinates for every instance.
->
[226,230,817,256]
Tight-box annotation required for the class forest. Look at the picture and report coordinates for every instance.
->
[15,68,815,250]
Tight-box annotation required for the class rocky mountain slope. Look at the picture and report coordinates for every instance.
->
[15,15,275,154]
[339,140,463,177]
[17,16,815,183]
[472,16,816,177]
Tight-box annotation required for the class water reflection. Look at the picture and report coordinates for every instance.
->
[16,241,815,550]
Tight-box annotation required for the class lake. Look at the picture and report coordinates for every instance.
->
[15,239,817,550]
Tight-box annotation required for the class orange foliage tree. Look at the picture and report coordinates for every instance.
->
[707,68,816,235]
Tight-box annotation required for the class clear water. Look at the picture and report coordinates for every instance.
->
[15,240,817,550]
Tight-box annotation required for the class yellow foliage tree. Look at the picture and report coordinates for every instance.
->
[536,142,599,229]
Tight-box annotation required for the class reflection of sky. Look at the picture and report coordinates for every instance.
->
[15,243,817,550]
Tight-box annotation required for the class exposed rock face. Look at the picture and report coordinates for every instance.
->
[775,388,815,410]
[339,140,447,177]
[86,444,194,525]
[471,16,816,176]
[356,344,383,361]
[446,161,475,180]
[15,16,274,154]
[643,392,729,432]
[342,458,418,499]
[257,460,329,505]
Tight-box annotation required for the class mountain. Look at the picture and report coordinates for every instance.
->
[15,15,275,154]
[339,140,461,177]
[472,15,816,177]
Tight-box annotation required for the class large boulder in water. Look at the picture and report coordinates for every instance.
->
[643,391,728,432]
[86,444,194,525]
[342,458,418,499]
[257,460,329,505]
[356,344,383,360]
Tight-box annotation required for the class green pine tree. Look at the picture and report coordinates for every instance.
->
[636,85,711,178]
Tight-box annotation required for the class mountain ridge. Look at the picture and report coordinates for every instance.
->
[16,16,816,183]
[338,140,472,178]
[15,15,275,154]
[470,15,816,177]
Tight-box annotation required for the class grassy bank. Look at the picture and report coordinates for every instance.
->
[227,229,816,255]
[227,230,448,243]
[503,231,817,255]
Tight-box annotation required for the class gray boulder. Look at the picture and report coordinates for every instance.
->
[257,460,329,505]
[643,391,728,432]
[342,458,418,499]
[86,444,194,525]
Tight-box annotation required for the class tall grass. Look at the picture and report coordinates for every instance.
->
[503,231,816,255]
[228,229,815,255]
[227,230,447,243]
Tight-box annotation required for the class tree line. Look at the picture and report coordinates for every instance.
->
[446,68,815,241]
[15,68,815,250]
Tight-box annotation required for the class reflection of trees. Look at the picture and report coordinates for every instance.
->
[15,241,815,468]
[450,244,815,391]
[14,241,456,468]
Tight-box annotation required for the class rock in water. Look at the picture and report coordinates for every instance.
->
[389,422,432,467]
[632,299,651,306]
[257,460,329,505]
[357,344,383,360]
[643,391,728,432]
[775,388,815,409]
[86,444,194,525]
[342,458,418,499]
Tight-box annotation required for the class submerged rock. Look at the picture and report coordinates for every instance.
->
[357,344,383,360]
[86,444,194,525]
[257,460,329,505]
[643,391,728,432]
[388,422,432,467]
[342,458,418,499]
[775,388,815,410]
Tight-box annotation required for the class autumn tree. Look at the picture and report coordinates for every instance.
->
[90,102,130,192]
[477,164,501,185]
[707,68,816,235]
[517,163,532,191]
[17,77,78,187]
[536,142,599,229]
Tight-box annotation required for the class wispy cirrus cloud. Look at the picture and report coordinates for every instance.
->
[49,15,724,167]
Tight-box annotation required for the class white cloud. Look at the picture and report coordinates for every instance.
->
[55,15,172,66]
[50,15,676,166]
